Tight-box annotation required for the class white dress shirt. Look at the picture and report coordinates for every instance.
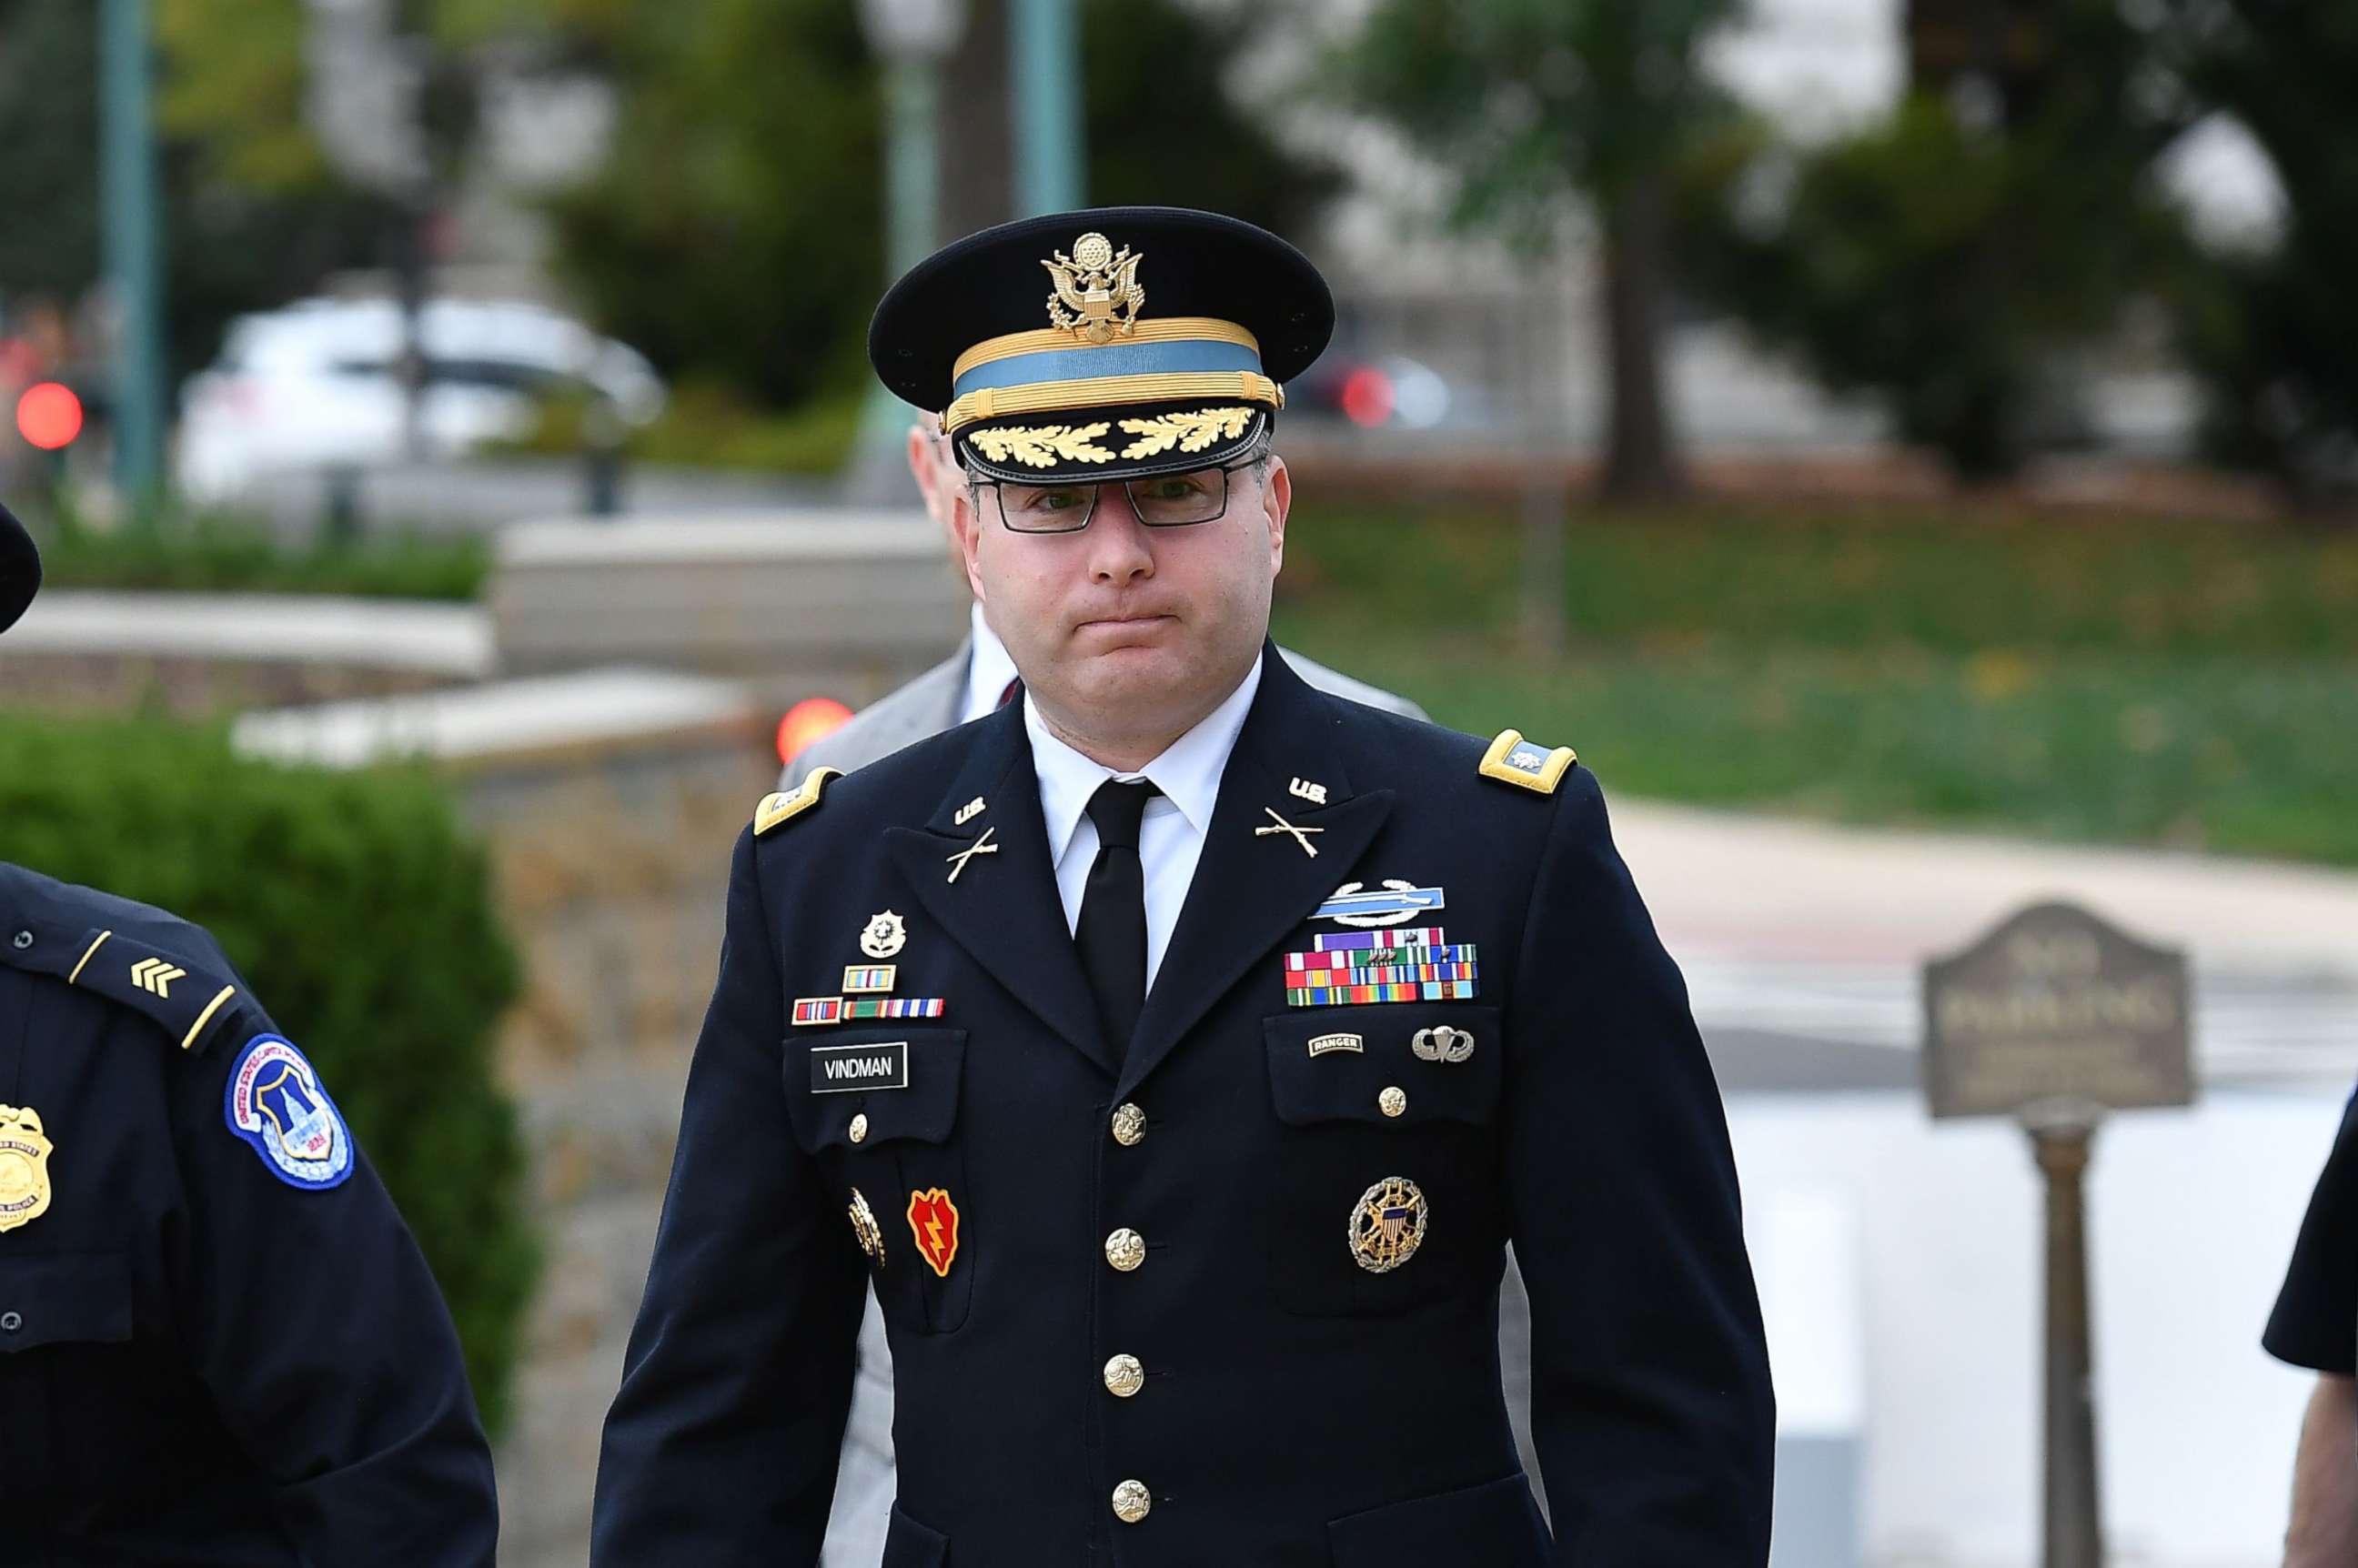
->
[1023,653,1264,993]
[961,606,1022,724]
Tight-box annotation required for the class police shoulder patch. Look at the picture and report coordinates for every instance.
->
[756,768,845,837]
[1477,729,1577,795]
[223,1034,355,1190]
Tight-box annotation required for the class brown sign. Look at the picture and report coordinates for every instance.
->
[1923,901,2192,1121]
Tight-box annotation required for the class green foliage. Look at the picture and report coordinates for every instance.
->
[2166,3,2358,503]
[1274,502,2358,863]
[0,717,536,1431]
[503,380,862,473]
[28,513,489,600]
[0,0,396,385]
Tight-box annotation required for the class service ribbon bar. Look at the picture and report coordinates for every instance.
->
[1285,979,1481,1008]
[844,997,945,1020]
[792,997,845,1027]
[1285,962,1479,989]
[1311,927,1449,953]
[1286,944,1476,972]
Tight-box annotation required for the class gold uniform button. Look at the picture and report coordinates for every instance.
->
[1378,1086,1407,1118]
[1112,1479,1153,1523]
[1103,1353,1144,1398]
[848,1112,870,1144]
[1104,1228,1146,1272]
[1110,1102,1147,1147]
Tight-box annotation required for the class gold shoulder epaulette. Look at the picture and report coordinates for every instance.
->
[1478,729,1577,795]
[755,768,844,836]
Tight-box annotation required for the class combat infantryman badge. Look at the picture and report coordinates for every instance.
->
[861,910,908,960]
[1348,1176,1428,1274]
[849,1188,886,1267]
[908,1187,962,1278]
[0,1104,53,1233]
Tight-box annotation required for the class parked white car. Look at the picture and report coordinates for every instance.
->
[176,297,665,501]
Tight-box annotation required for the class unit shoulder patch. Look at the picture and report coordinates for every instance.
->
[756,768,845,837]
[1477,729,1577,795]
[223,1033,355,1190]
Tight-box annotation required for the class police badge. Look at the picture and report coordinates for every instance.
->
[1347,1176,1428,1274]
[0,1104,53,1233]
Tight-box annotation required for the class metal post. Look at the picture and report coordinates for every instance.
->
[100,0,166,515]
[1010,0,1082,214]
[2027,1115,2105,1568]
[848,57,946,498]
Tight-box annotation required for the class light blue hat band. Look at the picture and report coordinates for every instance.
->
[951,338,1264,400]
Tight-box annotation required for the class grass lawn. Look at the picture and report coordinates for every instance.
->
[1274,504,2358,867]
[30,517,490,601]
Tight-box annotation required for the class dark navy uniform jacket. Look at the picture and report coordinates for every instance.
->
[2266,1086,2358,1376]
[0,862,499,1565]
[594,648,1774,1567]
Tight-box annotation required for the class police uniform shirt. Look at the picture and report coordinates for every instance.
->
[591,647,1774,1567]
[0,862,499,1563]
[1028,651,1262,987]
[2265,1085,2358,1374]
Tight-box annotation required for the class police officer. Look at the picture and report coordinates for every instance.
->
[0,501,500,1562]
[2266,1086,2358,1563]
[594,207,1774,1565]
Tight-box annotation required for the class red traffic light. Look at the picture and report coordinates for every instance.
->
[15,382,83,451]
[1339,367,1395,428]
[777,697,854,766]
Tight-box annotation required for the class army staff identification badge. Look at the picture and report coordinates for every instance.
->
[1348,1176,1427,1274]
[0,1105,53,1233]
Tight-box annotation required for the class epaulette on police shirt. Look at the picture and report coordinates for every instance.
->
[1478,729,1577,795]
[756,767,844,837]
[0,878,253,1056]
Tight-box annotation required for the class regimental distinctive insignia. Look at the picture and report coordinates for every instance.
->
[1283,930,1479,1008]
[756,768,844,835]
[1348,1176,1428,1274]
[223,1035,354,1190]
[1478,729,1577,795]
[842,965,896,994]
[945,826,1000,884]
[1043,231,1145,344]
[1315,880,1446,928]
[861,910,908,960]
[1412,1026,1476,1064]
[1307,1032,1364,1057]
[954,796,986,827]
[0,1105,54,1233]
[1288,777,1328,807]
[908,1187,962,1278]
[1254,805,1324,859]
[849,1188,885,1267]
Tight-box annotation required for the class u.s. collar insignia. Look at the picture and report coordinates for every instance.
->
[1043,232,1145,343]
[849,1188,886,1268]
[224,1035,354,1190]
[860,910,908,960]
[1348,1176,1427,1274]
[908,1186,962,1278]
[0,1105,54,1232]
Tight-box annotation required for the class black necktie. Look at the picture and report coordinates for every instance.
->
[1075,779,1158,1059]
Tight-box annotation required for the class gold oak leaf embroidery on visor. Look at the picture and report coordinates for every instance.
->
[969,421,1118,468]
[1117,406,1255,460]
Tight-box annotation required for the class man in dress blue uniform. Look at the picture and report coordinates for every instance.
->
[0,502,499,1563]
[594,206,1774,1566]
[2265,1086,2358,1562]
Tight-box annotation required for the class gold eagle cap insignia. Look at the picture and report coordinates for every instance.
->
[1043,232,1145,344]
[756,767,844,836]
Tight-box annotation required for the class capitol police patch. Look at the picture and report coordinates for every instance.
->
[224,1034,355,1190]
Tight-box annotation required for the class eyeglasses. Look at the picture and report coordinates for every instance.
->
[977,452,1265,535]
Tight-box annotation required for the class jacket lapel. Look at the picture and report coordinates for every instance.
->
[882,700,1115,1077]
[1120,649,1392,1098]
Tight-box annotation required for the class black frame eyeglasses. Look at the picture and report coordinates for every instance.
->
[976,451,1266,535]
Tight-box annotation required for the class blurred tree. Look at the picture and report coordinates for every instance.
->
[2165,1,2358,509]
[1336,0,1740,502]
[0,0,393,397]
[1678,0,2192,479]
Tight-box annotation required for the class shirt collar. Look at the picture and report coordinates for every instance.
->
[962,605,1021,724]
[1025,651,1265,862]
